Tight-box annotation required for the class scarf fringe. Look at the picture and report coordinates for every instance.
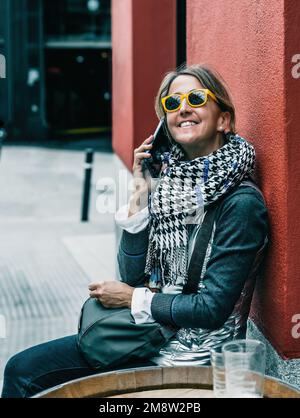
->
[145,241,189,287]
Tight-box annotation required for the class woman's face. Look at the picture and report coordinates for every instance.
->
[165,75,227,159]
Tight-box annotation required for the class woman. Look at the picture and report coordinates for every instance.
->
[116,64,268,366]
[2,64,268,397]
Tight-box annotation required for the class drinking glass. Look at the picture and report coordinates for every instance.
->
[210,346,226,398]
[222,339,266,398]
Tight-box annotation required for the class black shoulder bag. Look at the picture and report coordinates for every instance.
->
[77,203,219,370]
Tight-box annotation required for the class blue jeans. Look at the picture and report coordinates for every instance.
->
[1,334,155,398]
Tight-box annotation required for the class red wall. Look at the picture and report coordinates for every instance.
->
[187,0,300,358]
[112,0,176,170]
[112,0,133,170]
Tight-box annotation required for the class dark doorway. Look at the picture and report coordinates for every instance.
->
[44,0,112,139]
[45,48,111,136]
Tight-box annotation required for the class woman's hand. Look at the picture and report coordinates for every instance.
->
[128,136,153,217]
[132,135,153,179]
[88,281,134,309]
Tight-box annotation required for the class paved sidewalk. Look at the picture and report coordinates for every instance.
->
[0,140,120,393]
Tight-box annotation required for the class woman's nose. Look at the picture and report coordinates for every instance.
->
[180,98,191,114]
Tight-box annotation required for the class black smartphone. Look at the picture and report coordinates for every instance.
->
[142,118,170,178]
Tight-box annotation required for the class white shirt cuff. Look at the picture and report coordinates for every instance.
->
[131,287,155,324]
[115,204,150,234]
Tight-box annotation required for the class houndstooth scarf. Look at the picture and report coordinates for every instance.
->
[144,132,256,288]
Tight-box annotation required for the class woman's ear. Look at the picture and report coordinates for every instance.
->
[217,111,231,133]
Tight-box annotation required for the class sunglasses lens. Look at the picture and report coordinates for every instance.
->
[188,90,206,106]
[165,95,181,111]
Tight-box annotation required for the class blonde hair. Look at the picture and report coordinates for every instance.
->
[155,64,236,133]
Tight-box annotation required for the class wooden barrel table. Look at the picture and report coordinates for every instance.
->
[34,366,300,398]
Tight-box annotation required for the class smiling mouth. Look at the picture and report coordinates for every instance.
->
[178,121,199,128]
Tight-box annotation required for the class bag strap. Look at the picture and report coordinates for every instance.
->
[182,202,219,295]
[240,179,266,203]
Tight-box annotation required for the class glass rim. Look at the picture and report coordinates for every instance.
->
[222,339,266,353]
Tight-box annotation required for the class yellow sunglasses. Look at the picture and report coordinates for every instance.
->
[161,88,218,113]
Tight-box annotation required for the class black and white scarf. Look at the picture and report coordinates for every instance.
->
[144,132,256,287]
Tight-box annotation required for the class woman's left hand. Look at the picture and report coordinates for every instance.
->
[88,281,134,309]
